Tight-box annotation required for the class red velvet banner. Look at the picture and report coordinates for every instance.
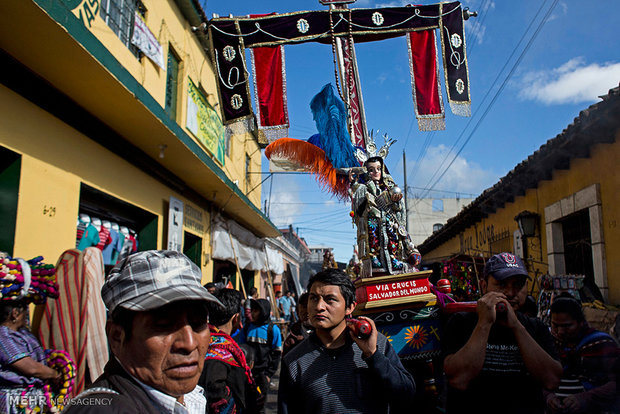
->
[251,46,289,140]
[407,30,445,131]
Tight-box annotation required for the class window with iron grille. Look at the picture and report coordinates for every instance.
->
[99,0,146,58]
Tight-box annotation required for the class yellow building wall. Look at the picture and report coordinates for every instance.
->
[423,136,620,304]
[66,0,262,209]
[0,83,215,284]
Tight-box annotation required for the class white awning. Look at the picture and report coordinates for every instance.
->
[211,215,284,274]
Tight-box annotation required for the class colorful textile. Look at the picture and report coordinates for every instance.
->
[251,44,289,142]
[408,29,445,131]
[38,248,108,394]
[0,326,46,386]
[206,325,254,385]
[203,325,257,414]
[0,326,47,413]
[0,385,46,414]
[0,256,59,304]
[340,37,366,148]
[552,327,620,413]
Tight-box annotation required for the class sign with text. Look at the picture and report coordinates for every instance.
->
[186,79,225,165]
[167,196,184,251]
[365,278,431,302]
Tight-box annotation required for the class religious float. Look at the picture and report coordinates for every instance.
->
[208,0,477,408]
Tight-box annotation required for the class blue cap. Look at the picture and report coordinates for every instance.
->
[483,253,529,281]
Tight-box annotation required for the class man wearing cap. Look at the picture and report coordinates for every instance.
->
[64,250,222,413]
[443,252,562,414]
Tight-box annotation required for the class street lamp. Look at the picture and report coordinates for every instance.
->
[514,210,539,238]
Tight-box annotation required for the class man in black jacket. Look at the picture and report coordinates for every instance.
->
[64,250,222,413]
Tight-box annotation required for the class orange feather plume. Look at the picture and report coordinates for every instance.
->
[265,138,351,200]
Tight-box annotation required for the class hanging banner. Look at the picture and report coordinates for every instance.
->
[186,78,226,165]
[251,45,289,142]
[407,30,445,131]
[167,196,184,252]
[131,11,165,69]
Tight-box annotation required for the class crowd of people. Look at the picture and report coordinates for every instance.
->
[1,249,618,413]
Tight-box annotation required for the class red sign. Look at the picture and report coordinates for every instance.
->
[365,278,431,302]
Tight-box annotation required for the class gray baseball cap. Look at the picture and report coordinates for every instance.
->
[102,250,222,314]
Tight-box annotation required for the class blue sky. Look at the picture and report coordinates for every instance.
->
[205,0,620,262]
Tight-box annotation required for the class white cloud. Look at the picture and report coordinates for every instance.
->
[374,1,409,7]
[466,20,486,45]
[464,0,494,45]
[376,72,388,85]
[547,0,568,23]
[519,58,620,105]
[263,176,303,227]
[408,145,498,196]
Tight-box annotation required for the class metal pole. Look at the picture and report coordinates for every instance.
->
[227,228,248,299]
[262,245,281,319]
[403,150,409,233]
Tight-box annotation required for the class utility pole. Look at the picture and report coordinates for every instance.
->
[403,150,409,233]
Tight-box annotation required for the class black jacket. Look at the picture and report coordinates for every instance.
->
[63,358,167,413]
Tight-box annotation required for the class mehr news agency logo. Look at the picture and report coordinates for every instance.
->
[8,393,113,411]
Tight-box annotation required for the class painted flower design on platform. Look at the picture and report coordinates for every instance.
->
[404,325,428,350]
[379,329,393,343]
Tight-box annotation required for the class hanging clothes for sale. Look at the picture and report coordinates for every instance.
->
[76,223,100,251]
[101,227,124,265]
[95,225,112,251]
[38,247,108,394]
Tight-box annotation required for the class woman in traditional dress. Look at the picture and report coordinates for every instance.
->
[350,156,421,276]
[0,299,61,413]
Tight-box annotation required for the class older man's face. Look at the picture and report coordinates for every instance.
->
[110,300,210,399]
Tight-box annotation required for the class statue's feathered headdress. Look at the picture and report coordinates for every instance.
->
[265,84,359,199]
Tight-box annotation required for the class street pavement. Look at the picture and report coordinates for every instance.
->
[264,365,280,414]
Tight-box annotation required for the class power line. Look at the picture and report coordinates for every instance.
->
[297,226,355,235]
[416,0,557,202]
[407,185,477,197]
